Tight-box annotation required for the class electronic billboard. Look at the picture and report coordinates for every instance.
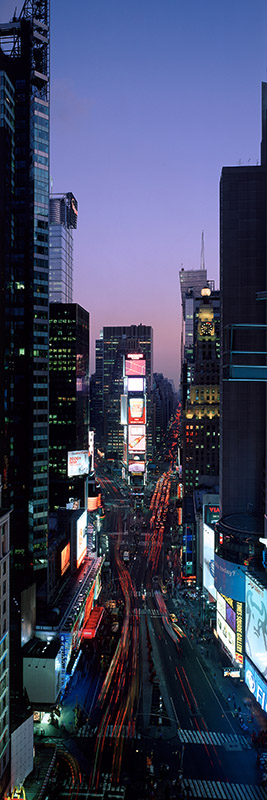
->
[125,357,146,377]
[128,425,146,453]
[245,574,267,681]
[203,523,216,600]
[128,396,146,424]
[76,510,87,569]
[128,377,144,392]
[68,450,89,478]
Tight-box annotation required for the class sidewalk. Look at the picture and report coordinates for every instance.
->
[170,591,267,740]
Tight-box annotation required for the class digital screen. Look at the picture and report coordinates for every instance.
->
[214,554,246,601]
[129,461,145,473]
[203,523,216,600]
[216,609,235,659]
[76,510,87,568]
[125,358,146,377]
[128,396,146,424]
[128,377,144,392]
[68,450,89,477]
[217,592,226,619]
[245,575,267,681]
[128,425,146,453]
[245,657,267,712]
[61,542,70,576]
[226,603,236,632]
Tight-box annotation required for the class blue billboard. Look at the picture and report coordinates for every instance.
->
[245,657,267,715]
[214,554,246,601]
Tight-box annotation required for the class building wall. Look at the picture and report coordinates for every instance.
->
[10,714,33,793]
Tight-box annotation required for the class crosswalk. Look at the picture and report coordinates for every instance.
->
[178,728,251,749]
[181,777,266,799]
[76,722,141,739]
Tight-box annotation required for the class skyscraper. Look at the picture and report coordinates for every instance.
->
[49,192,78,303]
[49,303,90,509]
[0,0,50,575]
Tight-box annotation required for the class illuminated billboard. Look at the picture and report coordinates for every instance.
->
[128,425,146,453]
[125,357,146,377]
[216,609,235,659]
[245,575,267,680]
[214,554,246,601]
[128,377,144,392]
[76,510,87,568]
[88,431,95,472]
[217,592,226,619]
[245,657,267,713]
[61,542,70,576]
[203,523,216,600]
[68,450,89,478]
[129,461,145,473]
[128,396,146,424]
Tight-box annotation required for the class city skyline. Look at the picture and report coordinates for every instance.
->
[2,0,267,386]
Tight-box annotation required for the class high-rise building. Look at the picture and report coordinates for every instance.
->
[92,325,153,462]
[0,1,50,575]
[49,303,90,509]
[49,192,78,303]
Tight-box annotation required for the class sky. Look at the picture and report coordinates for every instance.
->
[2,1,267,387]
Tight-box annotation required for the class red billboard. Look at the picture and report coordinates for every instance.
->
[128,396,146,424]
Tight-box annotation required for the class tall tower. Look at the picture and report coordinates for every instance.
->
[49,192,78,303]
[0,0,50,576]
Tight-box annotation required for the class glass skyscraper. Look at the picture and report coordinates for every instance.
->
[49,192,78,303]
[0,1,50,574]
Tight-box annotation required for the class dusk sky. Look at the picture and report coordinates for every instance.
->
[2,1,267,387]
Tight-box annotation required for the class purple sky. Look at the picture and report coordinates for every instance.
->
[2,1,267,387]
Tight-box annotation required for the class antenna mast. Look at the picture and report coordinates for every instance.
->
[200,230,205,270]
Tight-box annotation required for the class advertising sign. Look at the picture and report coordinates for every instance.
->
[128,396,146,424]
[125,356,146,377]
[216,609,236,659]
[217,592,226,619]
[61,542,70,576]
[76,510,87,569]
[68,450,89,478]
[204,504,220,526]
[128,425,146,453]
[245,575,267,680]
[88,430,94,472]
[223,667,240,678]
[128,377,144,392]
[203,523,216,600]
[129,461,145,473]
[235,600,244,665]
[245,657,267,712]
[214,554,246,601]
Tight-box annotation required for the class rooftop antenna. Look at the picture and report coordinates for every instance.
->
[200,230,205,270]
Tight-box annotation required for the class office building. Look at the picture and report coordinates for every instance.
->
[93,325,154,462]
[0,3,50,576]
[49,303,90,510]
[49,192,78,303]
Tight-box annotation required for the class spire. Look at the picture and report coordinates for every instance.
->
[200,230,205,270]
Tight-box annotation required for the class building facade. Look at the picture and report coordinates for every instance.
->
[49,192,78,303]
[49,303,90,510]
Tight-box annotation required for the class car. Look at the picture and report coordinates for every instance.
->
[170,613,178,623]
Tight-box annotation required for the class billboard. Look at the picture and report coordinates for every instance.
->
[216,609,236,659]
[245,657,267,712]
[128,377,144,392]
[88,431,95,473]
[217,592,226,619]
[120,394,128,425]
[129,461,145,473]
[203,523,216,600]
[128,425,146,453]
[68,450,89,478]
[128,396,146,424]
[214,554,246,601]
[76,510,87,568]
[204,504,220,526]
[245,575,267,681]
[125,356,146,377]
[61,542,70,576]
